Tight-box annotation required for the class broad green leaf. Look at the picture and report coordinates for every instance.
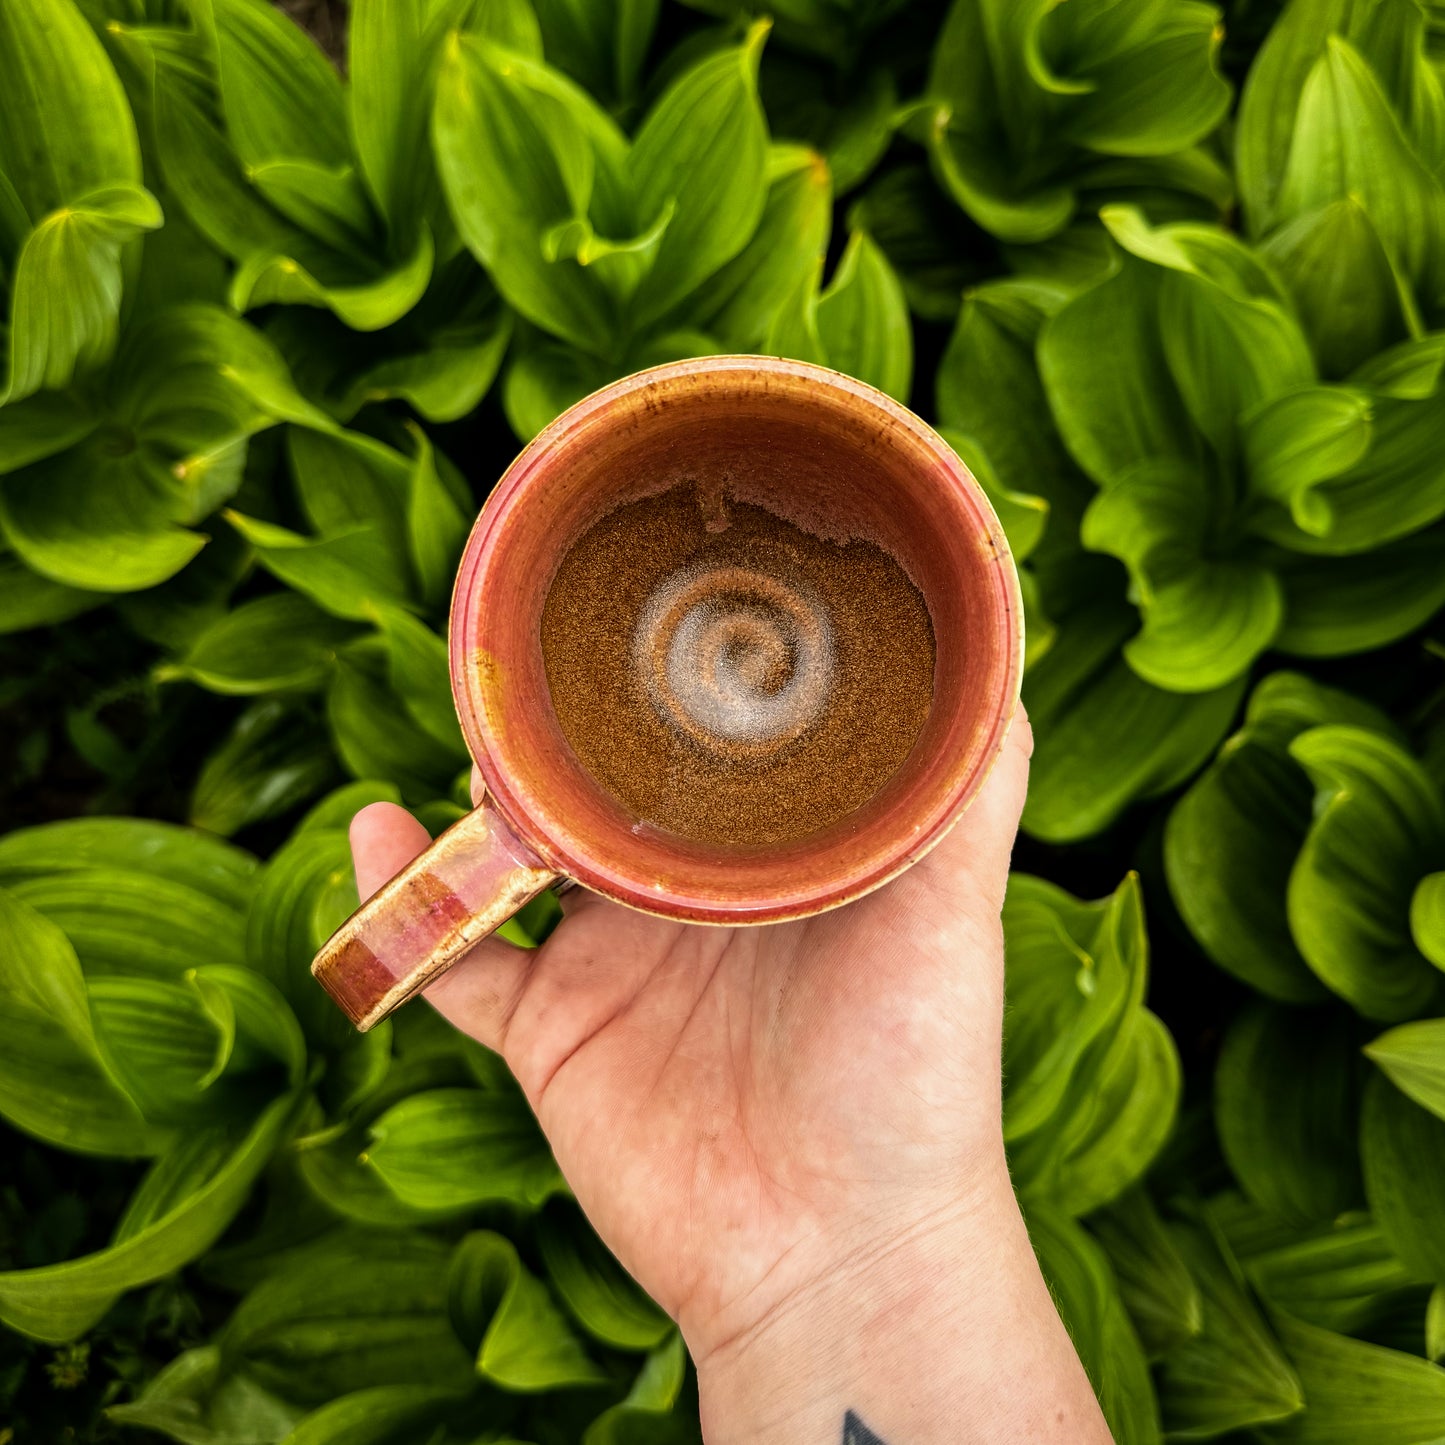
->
[1275,526,1445,657]
[229,230,434,333]
[531,0,659,107]
[433,33,623,350]
[0,817,257,911]
[1275,37,1445,307]
[1215,1002,1365,1224]
[2,865,247,977]
[1038,261,1198,486]
[403,423,472,609]
[327,641,466,801]
[277,1384,471,1445]
[1027,1207,1162,1445]
[1361,1071,1445,1281]
[582,1332,691,1444]
[686,144,830,351]
[246,160,378,258]
[814,229,912,402]
[1081,459,1285,691]
[627,26,769,325]
[449,1231,610,1391]
[1412,872,1445,968]
[1367,1017,1445,1122]
[1088,1187,1203,1361]
[365,1087,565,1211]
[0,889,161,1157]
[210,0,351,171]
[1228,1207,1428,1335]
[161,593,362,695]
[936,277,1086,518]
[1061,5,1231,158]
[1264,1307,1445,1444]
[0,0,143,218]
[1022,601,1246,842]
[368,606,465,752]
[1431,1288,1445,1364]
[1242,386,1373,535]
[760,54,894,195]
[1261,199,1412,379]
[297,780,403,835]
[1156,1216,1305,1439]
[0,554,109,634]
[222,1232,474,1405]
[502,338,613,441]
[1163,672,1392,1003]
[537,1199,672,1351]
[190,701,339,838]
[0,389,97,475]
[224,514,416,623]
[0,1091,301,1341]
[1287,726,1445,1021]
[937,431,1049,564]
[106,1344,304,1445]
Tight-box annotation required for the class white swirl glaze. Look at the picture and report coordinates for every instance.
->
[632,563,835,761]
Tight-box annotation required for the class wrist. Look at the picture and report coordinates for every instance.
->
[690,1150,1111,1445]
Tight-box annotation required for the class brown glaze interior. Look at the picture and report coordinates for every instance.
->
[451,359,1019,918]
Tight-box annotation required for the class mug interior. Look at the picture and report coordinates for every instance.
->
[450,357,1022,922]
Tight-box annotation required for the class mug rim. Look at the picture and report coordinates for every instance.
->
[448,355,1025,924]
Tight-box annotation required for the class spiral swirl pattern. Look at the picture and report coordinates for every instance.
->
[633,563,836,762]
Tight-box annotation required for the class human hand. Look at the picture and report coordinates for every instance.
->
[351,707,1110,1443]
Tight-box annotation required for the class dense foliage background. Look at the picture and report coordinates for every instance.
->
[3,0,1445,1439]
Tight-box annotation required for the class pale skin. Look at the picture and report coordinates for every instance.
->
[350,706,1113,1444]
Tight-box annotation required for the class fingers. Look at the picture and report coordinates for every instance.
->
[348,801,534,1056]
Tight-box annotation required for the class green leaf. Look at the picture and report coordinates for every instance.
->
[1261,199,1412,379]
[1155,1216,1305,1439]
[1242,386,1373,536]
[190,700,339,837]
[686,144,830,351]
[222,1231,475,1405]
[224,515,416,623]
[1361,1071,1445,1282]
[1215,1002,1365,1225]
[0,1091,301,1341]
[937,430,1049,563]
[1411,872,1445,969]
[326,641,466,801]
[1367,1017,1445,1123]
[106,1344,304,1445]
[0,817,257,911]
[1263,1307,1445,1444]
[210,0,352,172]
[1027,1207,1162,1445]
[365,1087,565,1212]
[1081,459,1285,691]
[403,423,472,610]
[432,33,623,350]
[0,553,109,634]
[1275,37,1445,307]
[1287,726,1445,1021]
[1088,1188,1204,1360]
[813,229,911,402]
[582,1332,691,1444]
[0,888,161,1157]
[276,1384,471,1445]
[1430,1288,1445,1364]
[627,25,770,325]
[1022,600,1247,842]
[537,1199,672,1351]
[1226,1207,1428,1335]
[368,606,465,752]
[1275,526,1445,658]
[162,593,362,695]
[0,0,144,218]
[0,389,97,475]
[502,337,612,441]
[1038,260,1198,486]
[448,1231,610,1391]
[1164,671,1390,1003]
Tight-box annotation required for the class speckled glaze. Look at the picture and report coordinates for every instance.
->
[313,357,1023,1030]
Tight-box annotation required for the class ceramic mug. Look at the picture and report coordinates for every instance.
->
[312,356,1024,1031]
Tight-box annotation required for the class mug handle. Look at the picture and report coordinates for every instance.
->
[311,799,561,1031]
